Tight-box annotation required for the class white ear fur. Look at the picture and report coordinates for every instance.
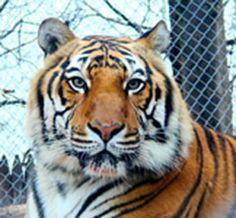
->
[139,21,170,53]
[38,18,76,56]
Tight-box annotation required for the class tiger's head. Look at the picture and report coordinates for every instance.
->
[27,18,193,179]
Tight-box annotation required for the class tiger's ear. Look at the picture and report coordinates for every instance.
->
[38,18,76,56]
[138,21,170,53]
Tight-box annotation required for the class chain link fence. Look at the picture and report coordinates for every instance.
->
[0,0,235,214]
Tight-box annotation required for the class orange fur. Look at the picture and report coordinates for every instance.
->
[26,18,236,218]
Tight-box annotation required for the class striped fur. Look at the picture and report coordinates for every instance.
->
[26,18,236,218]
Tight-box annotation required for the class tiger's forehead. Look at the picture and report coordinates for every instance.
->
[75,35,134,58]
[66,36,146,78]
[81,35,132,43]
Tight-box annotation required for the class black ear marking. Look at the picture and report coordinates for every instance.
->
[43,34,60,55]
[38,18,76,56]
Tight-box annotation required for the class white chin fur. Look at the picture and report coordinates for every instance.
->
[85,161,126,178]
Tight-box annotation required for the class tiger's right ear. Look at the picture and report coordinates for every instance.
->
[38,18,76,56]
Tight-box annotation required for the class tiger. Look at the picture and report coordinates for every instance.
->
[26,17,236,218]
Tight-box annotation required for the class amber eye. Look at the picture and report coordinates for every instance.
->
[68,77,87,92]
[126,79,144,93]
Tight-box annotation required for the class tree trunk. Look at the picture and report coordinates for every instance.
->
[168,0,232,134]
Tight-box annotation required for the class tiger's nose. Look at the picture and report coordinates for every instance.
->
[88,120,124,142]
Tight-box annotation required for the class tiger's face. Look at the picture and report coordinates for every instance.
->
[27,18,193,179]
[59,38,161,178]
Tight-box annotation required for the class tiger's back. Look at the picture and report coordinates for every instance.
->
[26,18,236,218]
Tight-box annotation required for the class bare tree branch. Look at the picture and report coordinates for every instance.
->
[0,0,9,13]
[83,2,127,26]
[103,0,143,33]
[58,0,74,18]
[83,1,149,32]
[141,0,151,26]
[0,38,36,57]
[0,100,26,108]
[0,19,23,40]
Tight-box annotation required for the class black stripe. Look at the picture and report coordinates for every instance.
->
[92,178,158,210]
[94,55,104,63]
[124,130,138,138]
[37,75,45,121]
[108,172,181,218]
[142,80,153,110]
[96,190,155,218]
[139,56,153,75]
[109,55,126,70]
[37,73,48,142]
[117,49,132,56]
[155,85,162,101]
[71,137,93,144]
[117,139,140,145]
[52,105,74,135]
[137,58,153,112]
[57,73,67,105]
[152,119,167,143]
[75,180,121,217]
[77,56,89,63]
[139,114,146,130]
[218,134,228,192]
[61,59,70,69]
[47,71,59,104]
[76,177,91,189]
[164,77,173,127]
[194,184,208,218]
[117,44,133,53]
[136,58,161,117]
[66,67,81,73]
[56,182,66,197]
[81,40,99,50]
[204,128,218,187]
[173,128,204,218]
[126,58,136,65]
[81,48,101,55]
[133,68,145,76]
[32,180,45,218]
[109,55,122,64]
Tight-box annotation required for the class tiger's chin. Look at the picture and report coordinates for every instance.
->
[81,151,127,178]
[84,161,127,178]
[86,163,120,178]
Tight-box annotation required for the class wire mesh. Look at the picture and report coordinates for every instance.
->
[0,0,235,214]
[168,0,234,134]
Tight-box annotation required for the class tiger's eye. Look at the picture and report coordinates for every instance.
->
[72,77,86,88]
[127,79,143,90]
[68,77,87,92]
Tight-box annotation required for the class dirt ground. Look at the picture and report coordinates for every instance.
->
[0,204,26,218]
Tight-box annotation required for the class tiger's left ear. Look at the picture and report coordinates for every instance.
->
[38,18,76,56]
[138,21,170,53]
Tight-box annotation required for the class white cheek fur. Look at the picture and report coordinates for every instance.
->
[137,137,177,173]
[134,97,190,175]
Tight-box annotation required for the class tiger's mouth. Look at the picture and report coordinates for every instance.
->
[86,150,119,177]
[66,149,138,178]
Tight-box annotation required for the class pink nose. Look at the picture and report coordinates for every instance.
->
[89,121,124,142]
